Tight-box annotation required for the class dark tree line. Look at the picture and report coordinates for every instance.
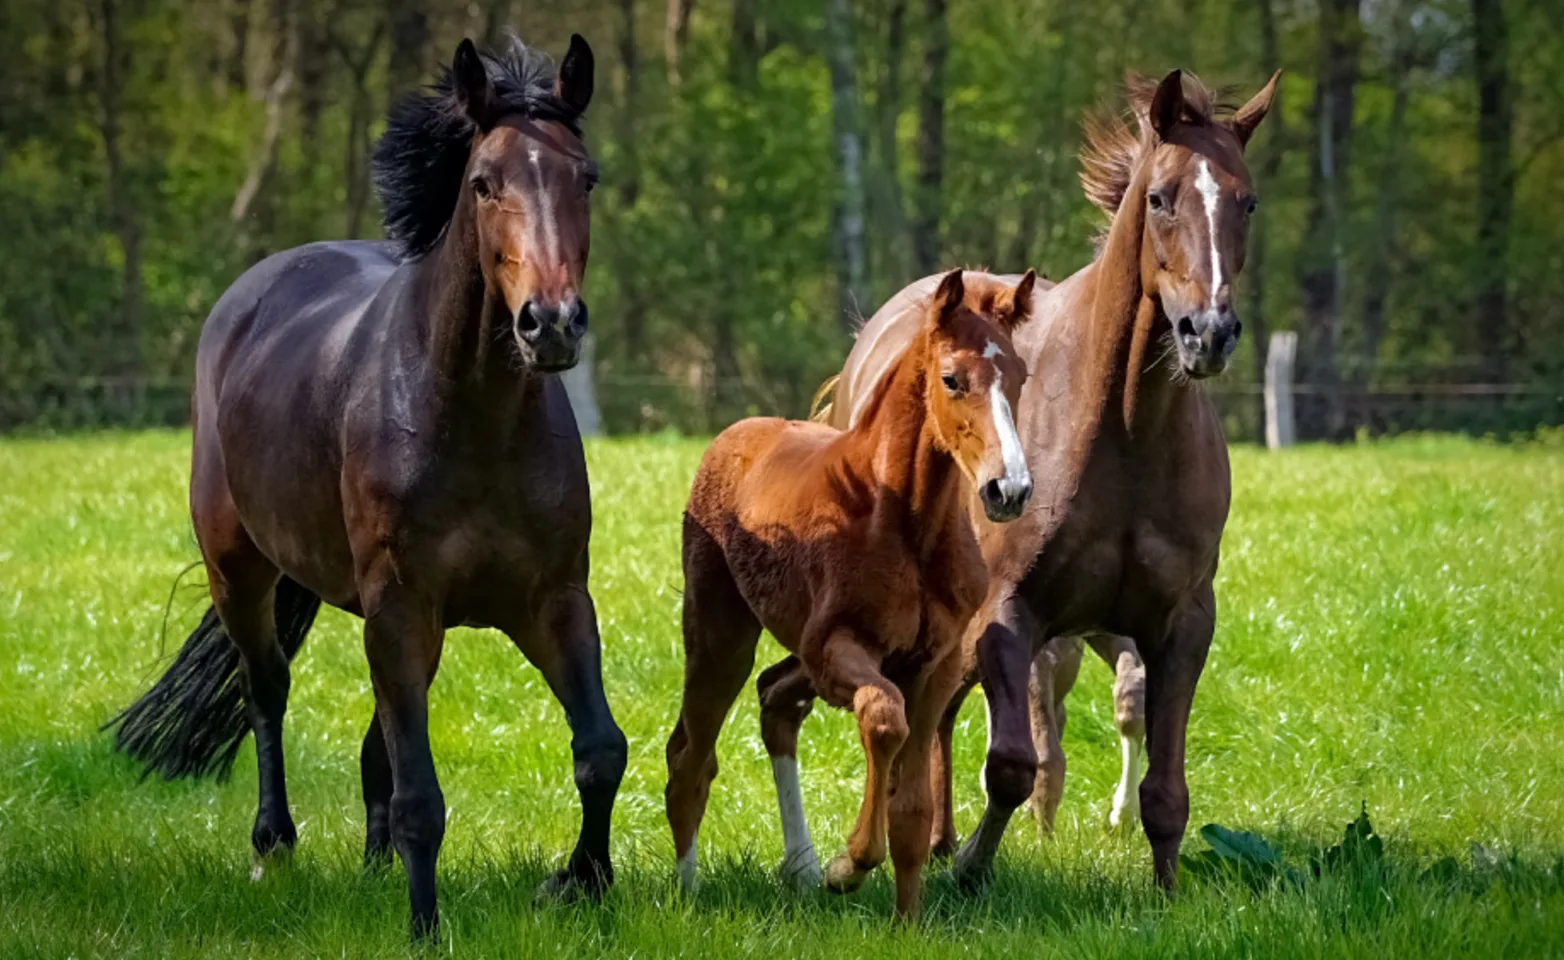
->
[1,0,1560,435]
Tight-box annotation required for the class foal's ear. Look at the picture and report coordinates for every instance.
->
[1003,269,1038,331]
[453,39,496,129]
[932,270,965,326]
[1149,69,1184,141]
[556,34,595,115]
[1232,70,1282,149]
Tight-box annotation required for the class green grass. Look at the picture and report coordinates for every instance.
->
[2,431,1562,958]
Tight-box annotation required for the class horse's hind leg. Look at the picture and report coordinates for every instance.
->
[1027,636,1083,836]
[757,655,821,889]
[196,505,293,866]
[1086,633,1146,832]
[928,680,973,860]
[508,584,628,900]
[665,522,760,892]
[360,711,393,866]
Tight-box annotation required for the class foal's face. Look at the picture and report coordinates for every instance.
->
[455,37,597,373]
[1141,71,1278,379]
[924,270,1036,523]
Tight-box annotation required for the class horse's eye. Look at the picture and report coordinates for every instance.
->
[471,177,494,201]
[1244,196,1259,216]
[1148,190,1167,213]
[941,373,961,393]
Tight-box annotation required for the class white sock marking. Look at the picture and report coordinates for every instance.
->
[677,829,699,891]
[1195,160,1224,306]
[1109,735,1143,829]
[770,756,821,886]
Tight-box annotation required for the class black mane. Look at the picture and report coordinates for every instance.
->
[371,38,586,259]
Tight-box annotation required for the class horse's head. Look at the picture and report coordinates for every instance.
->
[1086,70,1278,379]
[921,269,1036,523]
[452,36,596,372]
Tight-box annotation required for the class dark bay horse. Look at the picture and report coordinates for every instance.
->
[813,70,1278,890]
[106,36,626,938]
[666,270,1035,919]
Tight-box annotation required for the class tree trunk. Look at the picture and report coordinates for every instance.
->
[94,0,145,379]
[912,0,948,274]
[387,0,429,96]
[666,0,695,86]
[1247,0,1286,441]
[871,0,908,297]
[332,15,385,239]
[615,0,649,352]
[825,0,868,326]
[1298,0,1360,439]
[1359,3,1414,388]
[1472,0,1513,377]
[229,0,252,93]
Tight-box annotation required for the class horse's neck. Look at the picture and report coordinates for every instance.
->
[855,342,966,558]
[401,198,542,427]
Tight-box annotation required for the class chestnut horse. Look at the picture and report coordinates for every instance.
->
[666,270,1035,919]
[815,70,1278,890]
[105,37,626,938]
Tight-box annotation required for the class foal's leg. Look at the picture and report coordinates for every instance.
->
[952,595,1041,891]
[1026,636,1083,836]
[361,582,447,939]
[508,584,629,900]
[1140,583,1214,889]
[757,655,822,889]
[887,653,966,920]
[665,534,761,892]
[812,633,907,894]
[928,681,974,860]
[360,710,394,866]
[1086,633,1146,832]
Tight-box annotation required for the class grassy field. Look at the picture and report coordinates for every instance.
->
[1,431,1562,958]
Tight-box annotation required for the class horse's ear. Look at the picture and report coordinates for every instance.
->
[932,270,965,326]
[1232,70,1281,148]
[1005,269,1037,330]
[453,39,496,129]
[1149,69,1184,141]
[556,34,595,115]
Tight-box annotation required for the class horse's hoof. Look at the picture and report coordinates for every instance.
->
[1107,803,1139,834]
[823,855,868,894]
[249,842,294,882]
[950,849,992,896]
[929,836,958,862]
[778,849,822,892]
[534,866,608,905]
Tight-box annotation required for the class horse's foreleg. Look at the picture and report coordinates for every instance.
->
[952,594,1040,892]
[360,710,393,867]
[1027,636,1083,836]
[888,652,966,921]
[1140,583,1214,889]
[362,585,446,940]
[757,655,821,890]
[813,632,907,895]
[928,681,972,860]
[1086,633,1146,832]
[510,585,628,901]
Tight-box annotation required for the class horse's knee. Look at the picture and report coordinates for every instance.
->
[985,746,1039,812]
[854,687,908,755]
[1113,658,1147,739]
[390,788,446,852]
[575,727,628,796]
[1139,777,1188,848]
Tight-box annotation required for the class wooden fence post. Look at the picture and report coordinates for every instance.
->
[1265,331,1297,449]
[561,332,603,437]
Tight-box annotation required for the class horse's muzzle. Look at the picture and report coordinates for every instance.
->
[1174,308,1241,379]
[516,297,588,372]
[980,476,1032,523]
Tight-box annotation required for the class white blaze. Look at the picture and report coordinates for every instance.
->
[985,345,1029,497]
[1195,160,1223,307]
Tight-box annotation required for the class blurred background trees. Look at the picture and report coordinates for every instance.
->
[1,0,1560,437]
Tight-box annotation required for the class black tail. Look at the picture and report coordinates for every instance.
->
[105,575,322,781]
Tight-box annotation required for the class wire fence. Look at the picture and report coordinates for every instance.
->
[4,372,1560,442]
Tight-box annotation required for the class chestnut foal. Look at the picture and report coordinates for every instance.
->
[665,270,1034,919]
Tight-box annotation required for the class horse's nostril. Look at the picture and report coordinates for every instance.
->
[1232,319,1243,340]
[517,303,541,337]
[1176,316,1197,340]
[982,479,1002,504]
